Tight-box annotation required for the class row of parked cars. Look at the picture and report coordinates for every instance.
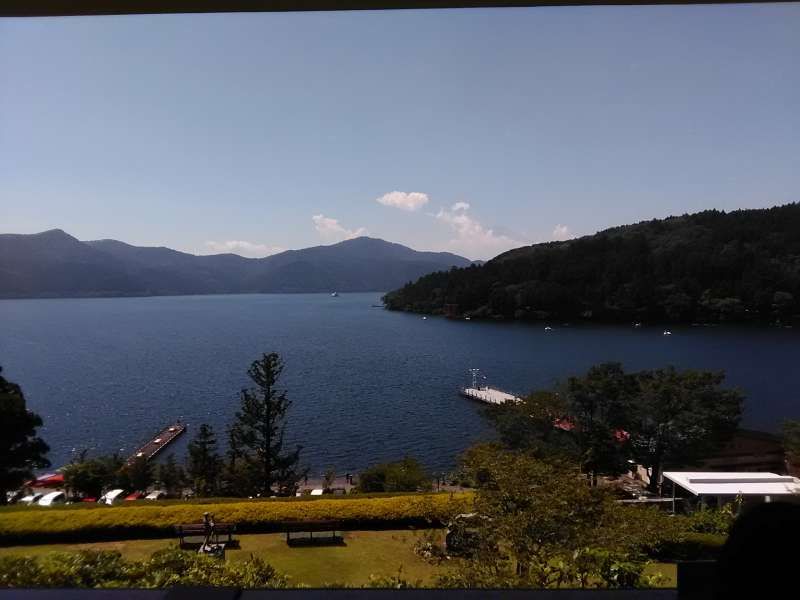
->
[11,489,169,507]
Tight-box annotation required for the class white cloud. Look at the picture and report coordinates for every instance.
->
[551,224,571,241]
[203,240,284,258]
[376,191,429,212]
[435,205,523,260]
[312,214,367,242]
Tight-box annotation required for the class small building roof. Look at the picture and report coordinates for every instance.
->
[663,471,800,497]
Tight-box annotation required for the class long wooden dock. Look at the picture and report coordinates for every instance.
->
[127,422,186,465]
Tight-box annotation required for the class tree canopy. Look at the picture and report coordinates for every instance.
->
[0,367,50,504]
[487,363,743,490]
[441,444,674,588]
[384,204,800,324]
[63,453,124,499]
[357,456,432,493]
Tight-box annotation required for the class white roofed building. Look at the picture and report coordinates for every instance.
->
[663,471,800,512]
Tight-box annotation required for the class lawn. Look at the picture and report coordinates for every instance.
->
[645,562,677,588]
[0,529,448,587]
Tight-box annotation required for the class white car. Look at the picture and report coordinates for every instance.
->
[6,490,24,504]
[19,493,43,505]
[38,491,66,506]
[145,490,167,500]
[98,489,126,505]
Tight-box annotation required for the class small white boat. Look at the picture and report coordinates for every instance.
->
[634,322,642,328]
[331,292,339,297]
[99,489,126,505]
[19,493,43,505]
[544,326,552,331]
[663,330,672,336]
[38,491,66,507]
[464,316,471,321]
[422,316,427,320]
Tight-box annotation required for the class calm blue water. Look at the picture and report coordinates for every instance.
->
[1,293,799,475]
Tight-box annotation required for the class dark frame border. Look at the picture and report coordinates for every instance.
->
[2,0,797,18]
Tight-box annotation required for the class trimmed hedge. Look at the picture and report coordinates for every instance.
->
[0,493,472,545]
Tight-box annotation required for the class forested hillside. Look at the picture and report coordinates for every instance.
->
[383,204,800,323]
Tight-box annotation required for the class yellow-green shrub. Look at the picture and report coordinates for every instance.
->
[0,493,473,545]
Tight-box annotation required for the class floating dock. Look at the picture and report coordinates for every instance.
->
[460,386,521,405]
[127,422,186,465]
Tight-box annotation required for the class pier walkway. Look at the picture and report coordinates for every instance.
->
[127,422,186,465]
[460,386,521,405]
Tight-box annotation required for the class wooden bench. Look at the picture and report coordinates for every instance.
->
[175,522,238,548]
[284,520,344,547]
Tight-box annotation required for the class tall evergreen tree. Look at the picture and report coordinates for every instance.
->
[186,423,222,497]
[125,456,154,492]
[0,367,50,504]
[155,454,185,497]
[233,353,306,496]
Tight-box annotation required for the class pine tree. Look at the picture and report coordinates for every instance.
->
[233,353,306,496]
[155,454,185,497]
[125,456,154,492]
[186,423,222,497]
[0,367,50,504]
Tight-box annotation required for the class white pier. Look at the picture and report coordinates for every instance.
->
[460,386,521,405]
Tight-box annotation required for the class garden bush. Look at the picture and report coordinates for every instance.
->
[0,492,472,545]
[648,531,726,561]
[685,506,736,536]
[0,548,288,588]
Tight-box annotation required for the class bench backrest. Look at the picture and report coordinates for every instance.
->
[176,523,236,534]
[283,520,342,533]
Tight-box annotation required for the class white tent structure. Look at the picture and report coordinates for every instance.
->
[663,471,800,512]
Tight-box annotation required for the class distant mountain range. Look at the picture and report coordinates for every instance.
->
[0,230,472,298]
[384,203,800,323]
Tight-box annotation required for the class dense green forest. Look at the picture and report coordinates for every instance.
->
[383,204,800,323]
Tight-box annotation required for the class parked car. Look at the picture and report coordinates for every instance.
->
[98,489,126,505]
[125,492,145,501]
[38,491,66,506]
[6,490,25,504]
[145,490,167,500]
[18,493,43,505]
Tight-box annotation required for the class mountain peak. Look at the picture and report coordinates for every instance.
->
[0,229,472,298]
[35,228,75,239]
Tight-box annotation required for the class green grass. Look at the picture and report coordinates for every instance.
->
[0,530,448,587]
[644,562,677,588]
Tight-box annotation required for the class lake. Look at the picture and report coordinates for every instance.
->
[1,293,798,475]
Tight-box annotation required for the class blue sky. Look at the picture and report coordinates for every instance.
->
[1,5,798,260]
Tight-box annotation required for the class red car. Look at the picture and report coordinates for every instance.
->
[124,492,145,501]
